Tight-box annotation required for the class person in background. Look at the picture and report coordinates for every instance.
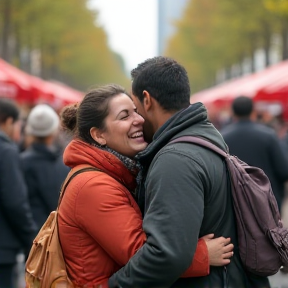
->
[57,84,233,288]
[0,99,37,288]
[221,96,288,213]
[21,104,70,230]
[107,57,270,288]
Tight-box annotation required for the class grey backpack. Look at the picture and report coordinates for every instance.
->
[170,136,288,276]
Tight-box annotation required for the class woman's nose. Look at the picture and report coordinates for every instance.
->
[133,113,144,125]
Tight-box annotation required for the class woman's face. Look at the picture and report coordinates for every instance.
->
[100,93,148,158]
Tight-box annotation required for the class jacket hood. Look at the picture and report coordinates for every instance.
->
[136,102,227,165]
[0,130,12,144]
[29,142,62,161]
[63,139,137,191]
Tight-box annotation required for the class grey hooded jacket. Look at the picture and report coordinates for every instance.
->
[109,103,270,288]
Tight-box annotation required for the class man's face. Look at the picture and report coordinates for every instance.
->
[0,117,20,142]
[131,93,154,144]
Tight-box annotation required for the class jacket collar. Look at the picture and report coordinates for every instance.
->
[64,139,137,191]
[136,102,208,164]
[29,142,61,160]
[0,130,12,144]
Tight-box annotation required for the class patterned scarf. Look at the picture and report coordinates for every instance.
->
[92,143,143,186]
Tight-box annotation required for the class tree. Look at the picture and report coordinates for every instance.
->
[264,0,288,59]
[166,0,286,93]
[0,0,129,91]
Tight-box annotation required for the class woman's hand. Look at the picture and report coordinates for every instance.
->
[201,234,234,266]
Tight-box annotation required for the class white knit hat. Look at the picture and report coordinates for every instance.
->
[26,104,59,137]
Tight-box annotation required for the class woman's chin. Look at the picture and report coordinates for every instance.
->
[129,143,148,158]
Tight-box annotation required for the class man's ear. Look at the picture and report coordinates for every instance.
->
[143,90,152,111]
[90,127,107,146]
[0,117,13,131]
[3,116,13,125]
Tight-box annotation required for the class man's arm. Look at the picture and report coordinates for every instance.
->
[109,150,205,288]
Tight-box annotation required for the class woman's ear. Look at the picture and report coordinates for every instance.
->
[90,127,107,146]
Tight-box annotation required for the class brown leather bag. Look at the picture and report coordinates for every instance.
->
[25,167,100,288]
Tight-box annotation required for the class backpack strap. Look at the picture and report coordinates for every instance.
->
[169,136,228,158]
[58,167,102,208]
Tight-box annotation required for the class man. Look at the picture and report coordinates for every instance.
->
[0,99,37,288]
[21,104,70,229]
[221,96,288,212]
[108,57,270,288]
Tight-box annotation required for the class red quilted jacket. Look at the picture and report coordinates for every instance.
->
[58,140,209,287]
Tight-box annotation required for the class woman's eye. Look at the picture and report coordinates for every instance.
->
[120,114,129,120]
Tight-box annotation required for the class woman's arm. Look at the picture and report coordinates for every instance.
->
[77,175,232,280]
[182,234,234,277]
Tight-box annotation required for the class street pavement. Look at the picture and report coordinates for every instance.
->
[269,270,288,288]
[268,196,288,288]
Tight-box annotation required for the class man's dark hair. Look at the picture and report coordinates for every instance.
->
[131,56,190,111]
[232,96,253,118]
[0,98,19,124]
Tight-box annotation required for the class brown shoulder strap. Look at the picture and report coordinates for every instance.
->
[57,167,102,208]
[169,136,228,158]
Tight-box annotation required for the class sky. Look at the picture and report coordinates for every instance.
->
[88,0,158,74]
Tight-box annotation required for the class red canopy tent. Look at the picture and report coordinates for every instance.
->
[255,73,288,100]
[254,72,288,120]
[42,81,83,111]
[28,77,83,109]
[0,58,35,103]
[29,76,55,105]
[0,58,83,109]
[190,60,288,119]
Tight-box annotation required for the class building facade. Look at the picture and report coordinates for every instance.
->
[157,0,189,55]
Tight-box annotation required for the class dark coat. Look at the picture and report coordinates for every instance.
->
[20,142,70,229]
[0,131,37,264]
[221,120,288,210]
[108,103,270,288]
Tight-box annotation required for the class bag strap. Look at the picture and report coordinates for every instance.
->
[57,167,102,208]
[169,136,228,158]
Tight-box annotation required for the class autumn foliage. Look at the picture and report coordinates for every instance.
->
[0,0,129,91]
[166,0,288,93]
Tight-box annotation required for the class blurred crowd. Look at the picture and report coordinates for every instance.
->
[209,97,288,228]
[0,98,71,288]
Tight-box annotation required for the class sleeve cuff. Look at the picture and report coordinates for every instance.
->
[95,279,109,288]
[181,238,210,278]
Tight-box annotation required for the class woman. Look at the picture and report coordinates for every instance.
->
[58,84,233,288]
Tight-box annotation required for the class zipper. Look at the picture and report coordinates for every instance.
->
[223,266,228,288]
